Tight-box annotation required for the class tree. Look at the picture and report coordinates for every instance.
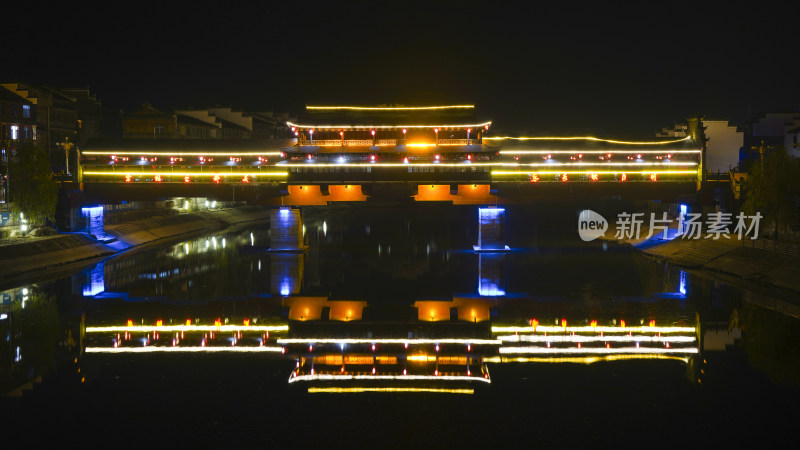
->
[741,146,800,240]
[8,141,58,227]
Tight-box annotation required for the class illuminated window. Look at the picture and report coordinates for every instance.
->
[10,125,18,140]
[22,104,30,118]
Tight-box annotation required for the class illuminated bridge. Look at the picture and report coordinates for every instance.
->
[79,105,702,204]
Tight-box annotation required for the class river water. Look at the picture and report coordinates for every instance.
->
[1,204,799,447]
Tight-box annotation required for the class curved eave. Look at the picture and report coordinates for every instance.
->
[286,121,492,130]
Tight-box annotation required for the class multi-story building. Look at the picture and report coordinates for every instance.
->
[0,85,38,202]
[657,118,743,172]
[744,111,800,162]
[0,85,37,143]
[122,103,177,139]
[125,105,292,141]
[1,83,78,171]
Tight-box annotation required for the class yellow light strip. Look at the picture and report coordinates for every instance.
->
[492,326,696,333]
[286,121,492,130]
[82,171,288,177]
[86,325,288,333]
[289,374,491,384]
[499,347,698,354]
[85,346,284,353]
[483,355,690,364]
[498,150,701,154]
[306,105,475,111]
[484,136,692,145]
[307,387,474,394]
[277,338,501,345]
[82,151,283,156]
[491,170,697,176]
[497,334,696,343]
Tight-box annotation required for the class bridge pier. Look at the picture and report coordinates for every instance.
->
[269,207,307,251]
[474,207,509,252]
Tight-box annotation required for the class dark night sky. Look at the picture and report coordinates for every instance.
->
[3,0,799,137]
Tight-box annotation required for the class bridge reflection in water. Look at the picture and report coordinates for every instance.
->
[82,294,698,395]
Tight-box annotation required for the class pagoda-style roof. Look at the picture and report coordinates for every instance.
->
[289,105,491,130]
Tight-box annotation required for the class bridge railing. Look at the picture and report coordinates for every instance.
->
[743,238,800,257]
[296,139,474,147]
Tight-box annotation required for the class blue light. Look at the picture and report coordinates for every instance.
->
[679,204,689,235]
[478,282,506,297]
[679,270,687,296]
[280,278,291,296]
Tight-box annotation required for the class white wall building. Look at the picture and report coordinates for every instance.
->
[703,120,743,172]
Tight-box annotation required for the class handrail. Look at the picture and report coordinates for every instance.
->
[743,238,800,257]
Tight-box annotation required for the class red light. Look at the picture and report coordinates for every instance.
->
[372,344,376,351]
[403,157,409,164]
[124,174,132,183]
[561,318,567,329]
[154,175,162,182]
[467,154,472,160]
[467,128,472,133]
[620,173,627,182]
[561,173,568,182]
[241,175,250,183]
[530,174,539,183]
[650,173,657,182]
[636,154,642,159]
[156,320,163,327]
[213,174,221,183]
[607,153,612,158]
[370,154,376,161]
[590,173,598,181]
[291,127,296,132]
[620,319,626,327]
[243,319,250,326]
[127,319,133,327]
[184,175,191,183]
[402,128,407,134]
[434,154,440,160]
[371,130,375,136]
[578,154,583,158]
[649,320,656,327]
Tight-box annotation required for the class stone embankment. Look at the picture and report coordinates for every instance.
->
[0,207,270,284]
[606,227,800,295]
